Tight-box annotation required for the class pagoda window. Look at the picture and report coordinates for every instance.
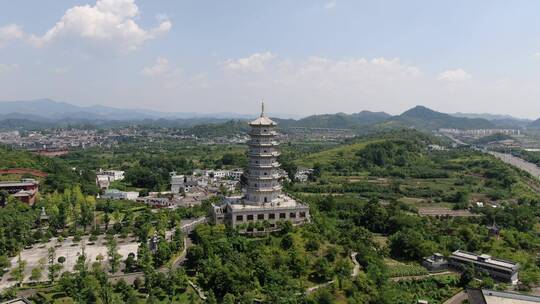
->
[236,215,243,221]
[279,213,286,219]
[247,214,254,221]
[257,214,264,220]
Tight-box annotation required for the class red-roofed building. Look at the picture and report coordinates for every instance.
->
[0,179,39,205]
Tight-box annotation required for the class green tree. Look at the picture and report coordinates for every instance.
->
[107,236,122,273]
[48,247,60,283]
[124,253,137,273]
[30,266,42,281]
[223,293,236,304]
[334,258,352,289]
[10,254,27,286]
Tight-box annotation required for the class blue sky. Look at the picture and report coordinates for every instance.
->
[1,0,540,118]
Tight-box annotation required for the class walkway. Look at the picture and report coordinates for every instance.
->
[390,271,456,282]
[443,290,467,304]
[2,217,207,292]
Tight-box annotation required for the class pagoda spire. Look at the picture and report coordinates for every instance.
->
[261,100,265,117]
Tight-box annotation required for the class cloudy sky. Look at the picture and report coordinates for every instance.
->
[2,0,540,118]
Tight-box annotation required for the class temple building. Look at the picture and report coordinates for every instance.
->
[0,178,39,205]
[210,103,310,229]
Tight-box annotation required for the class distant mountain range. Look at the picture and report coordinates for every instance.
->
[0,98,264,121]
[0,98,538,131]
[529,119,540,129]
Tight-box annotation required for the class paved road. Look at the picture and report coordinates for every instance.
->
[443,290,467,304]
[489,151,540,180]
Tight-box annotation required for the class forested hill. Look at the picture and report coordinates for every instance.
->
[528,118,540,129]
[276,111,392,129]
[377,105,495,130]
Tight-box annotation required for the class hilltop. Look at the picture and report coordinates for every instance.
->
[379,105,495,130]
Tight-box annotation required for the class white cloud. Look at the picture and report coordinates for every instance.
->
[224,52,276,72]
[219,53,425,114]
[0,63,19,74]
[141,57,170,77]
[0,24,24,47]
[53,67,71,75]
[534,52,540,58]
[437,68,471,82]
[28,0,171,51]
[325,0,337,9]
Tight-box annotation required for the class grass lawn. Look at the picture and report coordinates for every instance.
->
[295,140,383,167]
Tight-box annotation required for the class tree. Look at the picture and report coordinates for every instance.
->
[0,190,9,205]
[137,242,154,273]
[206,291,218,304]
[48,247,61,283]
[334,258,352,289]
[124,252,137,273]
[313,257,333,281]
[223,293,236,304]
[10,254,27,286]
[0,255,11,270]
[30,257,46,281]
[107,236,122,273]
[280,234,294,250]
[389,229,432,260]
[30,266,42,281]
[310,163,323,181]
[313,288,334,304]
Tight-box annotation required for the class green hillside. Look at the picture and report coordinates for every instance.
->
[383,105,494,130]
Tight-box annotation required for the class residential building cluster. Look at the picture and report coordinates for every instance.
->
[439,128,521,137]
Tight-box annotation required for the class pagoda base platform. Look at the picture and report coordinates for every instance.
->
[210,194,310,229]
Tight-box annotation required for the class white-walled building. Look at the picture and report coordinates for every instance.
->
[101,189,139,201]
[97,169,125,181]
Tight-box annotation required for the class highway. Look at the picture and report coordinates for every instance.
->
[489,151,540,180]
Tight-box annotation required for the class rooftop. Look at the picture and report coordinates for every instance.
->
[0,181,39,187]
[227,194,308,211]
[467,289,540,304]
[249,101,276,126]
[451,250,519,271]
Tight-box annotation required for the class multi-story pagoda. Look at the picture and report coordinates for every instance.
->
[245,102,281,205]
[210,103,310,229]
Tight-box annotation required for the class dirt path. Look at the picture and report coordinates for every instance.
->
[390,271,456,282]
[443,290,467,304]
